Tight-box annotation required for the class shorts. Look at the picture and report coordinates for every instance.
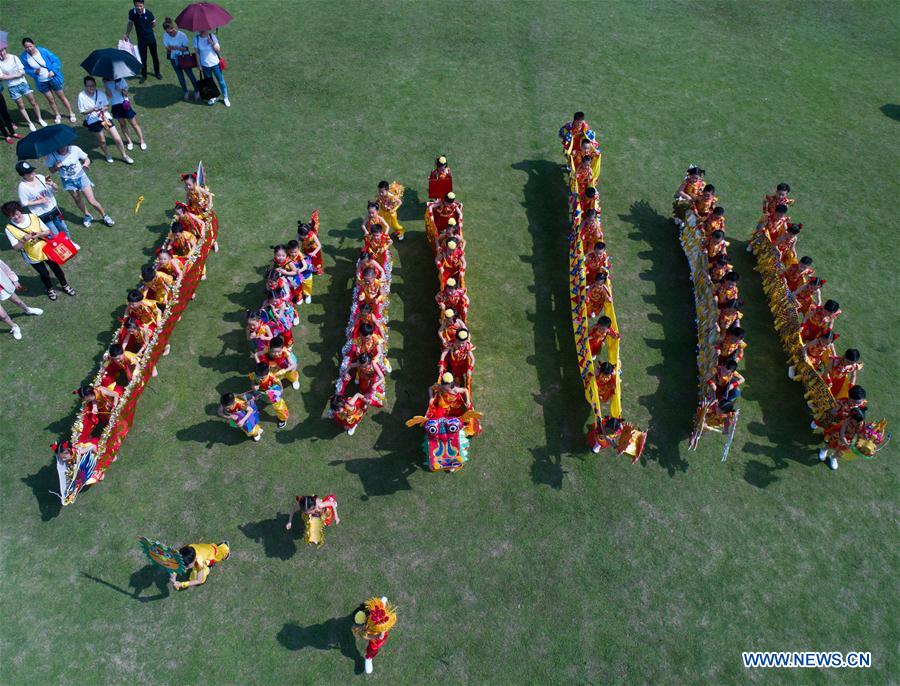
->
[86,120,105,133]
[111,103,136,120]
[7,82,33,100]
[36,74,64,93]
[61,173,94,192]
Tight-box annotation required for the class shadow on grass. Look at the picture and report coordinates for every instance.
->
[175,403,248,447]
[239,512,297,560]
[21,463,62,521]
[618,200,693,475]
[397,186,425,222]
[880,104,900,121]
[511,159,587,489]
[277,615,362,673]
[134,83,186,109]
[81,564,170,602]
[726,237,820,487]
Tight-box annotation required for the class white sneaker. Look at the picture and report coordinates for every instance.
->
[828,457,838,471]
[68,113,77,123]
[223,97,231,107]
[106,155,114,164]
[28,122,37,132]
[140,142,147,150]
[592,443,601,454]
[83,214,93,227]
[810,420,818,430]
[304,295,311,305]
[213,241,219,253]
[746,243,753,253]
[10,324,22,340]
[398,234,404,241]
[38,118,48,127]
[53,114,61,124]
[72,242,81,250]
[347,425,356,436]
[124,156,135,164]
[126,141,134,150]
[291,380,300,390]
[292,317,299,326]
[253,432,262,442]
[364,658,373,674]
[25,307,43,315]
[207,98,217,106]
[787,366,795,379]
[818,448,828,461]
[102,215,115,227]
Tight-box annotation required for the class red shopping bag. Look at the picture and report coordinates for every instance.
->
[428,177,452,199]
[43,233,78,265]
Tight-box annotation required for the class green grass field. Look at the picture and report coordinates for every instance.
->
[1,1,898,683]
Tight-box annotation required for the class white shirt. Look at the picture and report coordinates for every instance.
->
[104,78,128,106]
[44,146,88,182]
[77,90,110,124]
[163,30,190,57]
[194,34,220,67]
[18,174,58,216]
[24,51,51,81]
[0,54,27,87]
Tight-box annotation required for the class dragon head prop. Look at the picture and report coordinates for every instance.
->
[406,411,481,472]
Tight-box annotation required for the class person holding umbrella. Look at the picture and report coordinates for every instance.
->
[20,38,77,125]
[175,3,234,107]
[124,0,162,83]
[77,77,133,164]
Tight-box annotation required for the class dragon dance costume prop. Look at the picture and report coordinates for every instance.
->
[407,165,482,472]
[559,117,646,461]
[139,537,230,590]
[328,202,393,432]
[749,187,890,467]
[56,165,218,506]
[352,596,397,674]
[673,168,745,460]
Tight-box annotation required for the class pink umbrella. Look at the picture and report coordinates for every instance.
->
[174,3,233,32]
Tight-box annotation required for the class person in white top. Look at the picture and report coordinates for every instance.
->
[0,258,44,340]
[43,145,115,227]
[0,46,45,131]
[20,38,77,124]
[103,77,147,151]
[77,76,133,165]
[194,30,229,107]
[162,18,199,100]
[15,160,79,246]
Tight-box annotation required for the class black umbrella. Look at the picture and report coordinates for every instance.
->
[16,124,79,160]
[80,48,142,80]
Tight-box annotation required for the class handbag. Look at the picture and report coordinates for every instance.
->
[43,233,78,265]
[197,76,220,100]
[178,53,197,69]
[117,38,142,63]
[218,57,227,71]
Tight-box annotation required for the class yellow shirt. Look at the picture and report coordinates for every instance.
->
[5,214,48,262]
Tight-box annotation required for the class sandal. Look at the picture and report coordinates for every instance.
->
[61,285,76,296]
[47,288,58,300]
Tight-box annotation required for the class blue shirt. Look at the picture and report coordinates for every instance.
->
[129,7,157,43]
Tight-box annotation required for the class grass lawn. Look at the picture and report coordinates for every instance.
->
[1,1,898,683]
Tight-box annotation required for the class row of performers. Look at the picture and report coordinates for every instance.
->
[75,175,216,445]
[674,167,747,433]
[749,185,882,470]
[328,196,399,433]
[219,216,323,440]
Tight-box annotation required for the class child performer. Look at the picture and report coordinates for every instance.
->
[429,155,453,199]
[352,597,398,675]
[155,249,184,280]
[757,182,793,229]
[217,392,262,441]
[363,202,391,237]
[246,310,275,362]
[376,180,404,241]
[363,223,393,267]
[263,335,300,390]
[251,361,289,428]
[102,342,140,386]
[140,264,174,308]
[286,494,340,546]
[588,315,619,357]
[76,384,120,440]
[692,183,717,219]
[818,407,866,471]
[170,541,231,590]
[330,393,368,436]
[294,227,320,304]
[825,348,863,399]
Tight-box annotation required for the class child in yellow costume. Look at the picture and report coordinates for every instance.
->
[170,541,230,590]
[250,361,289,428]
[352,596,397,675]
[376,180,404,240]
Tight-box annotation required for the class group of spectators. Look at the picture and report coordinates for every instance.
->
[0,1,234,340]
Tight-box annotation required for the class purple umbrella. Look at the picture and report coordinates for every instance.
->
[174,3,233,32]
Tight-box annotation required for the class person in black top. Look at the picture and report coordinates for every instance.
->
[124,0,161,82]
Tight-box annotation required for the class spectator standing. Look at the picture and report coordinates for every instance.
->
[16,160,80,247]
[0,258,44,339]
[103,77,147,151]
[43,144,115,227]
[0,89,20,144]
[162,18,198,100]
[124,0,161,83]
[194,30,229,107]
[2,201,75,300]
[0,46,45,131]
[77,77,133,164]
[20,38,77,124]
